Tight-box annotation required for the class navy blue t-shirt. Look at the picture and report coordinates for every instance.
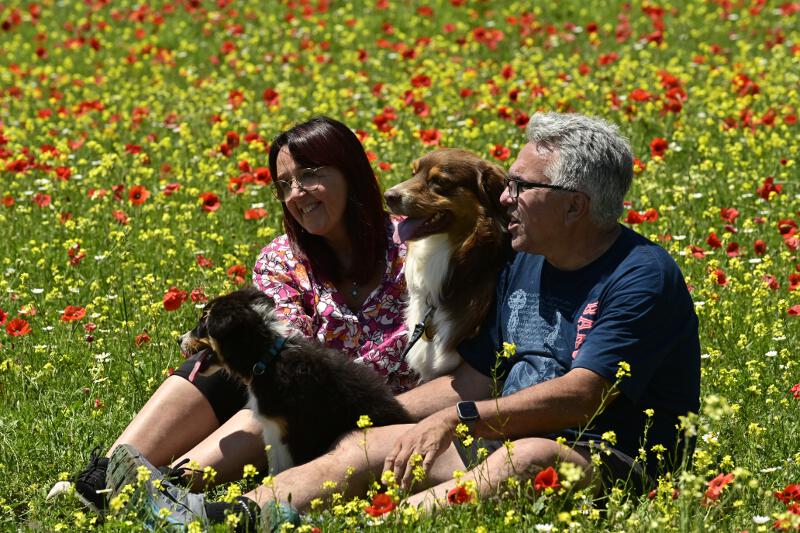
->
[459,226,700,479]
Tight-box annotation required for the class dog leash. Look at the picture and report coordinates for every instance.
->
[253,335,288,375]
[400,305,434,361]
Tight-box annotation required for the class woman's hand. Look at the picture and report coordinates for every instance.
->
[382,408,458,490]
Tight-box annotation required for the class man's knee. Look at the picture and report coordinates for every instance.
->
[497,437,588,476]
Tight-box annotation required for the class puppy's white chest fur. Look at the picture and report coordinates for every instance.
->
[246,393,294,474]
[404,235,461,382]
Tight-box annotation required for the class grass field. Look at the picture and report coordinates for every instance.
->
[1,0,799,530]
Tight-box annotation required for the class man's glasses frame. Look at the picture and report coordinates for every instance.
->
[503,176,579,200]
[272,166,326,202]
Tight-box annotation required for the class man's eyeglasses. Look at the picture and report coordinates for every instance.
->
[503,176,579,200]
[273,166,325,201]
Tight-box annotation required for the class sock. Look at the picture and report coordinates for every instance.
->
[204,497,261,532]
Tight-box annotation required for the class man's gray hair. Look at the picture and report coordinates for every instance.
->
[525,112,633,229]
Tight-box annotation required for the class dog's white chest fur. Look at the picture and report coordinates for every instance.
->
[246,393,294,474]
[404,235,462,382]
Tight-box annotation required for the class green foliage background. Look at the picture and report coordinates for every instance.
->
[0,0,798,530]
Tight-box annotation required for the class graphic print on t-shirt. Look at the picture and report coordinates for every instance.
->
[502,289,572,395]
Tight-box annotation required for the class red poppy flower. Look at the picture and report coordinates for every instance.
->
[163,287,188,311]
[199,192,221,212]
[629,88,654,102]
[134,332,151,346]
[33,193,51,208]
[790,383,800,399]
[227,264,248,285]
[112,210,129,225]
[447,485,472,504]
[490,144,511,160]
[128,185,150,206]
[2,195,13,207]
[196,254,213,268]
[763,275,779,290]
[689,245,705,259]
[190,288,208,303]
[163,182,180,196]
[410,74,431,87]
[789,305,800,316]
[714,268,728,286]
[757,176,782,200]
[789,273,800,291]
[418,128,441,146]
[225,131,240,149]
[625,210,644,224]
[263,88,280,107]
[61,305,86,322]
[703,472,734,505]
[254,167,271,186]
[6,317,32,337]
[533,466,561,491]
[706,232,722,249]
[775,483,800,504]
[0,308,6,325]
[649,137,669,158]
[55,166,72,181]
[720,207,739,223]
[244,208,268,220]
[364,493,395,516]
[725,242,740,257]
[754,240,767,255]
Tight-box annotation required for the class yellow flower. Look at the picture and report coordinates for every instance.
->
[136,465,151,484]
[615,361,632,379]
[357,415,373,429]
[242,464,258,479]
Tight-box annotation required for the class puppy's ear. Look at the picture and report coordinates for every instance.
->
[477,162,508,219]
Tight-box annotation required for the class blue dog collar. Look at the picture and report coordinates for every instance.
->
[252,335,287,376]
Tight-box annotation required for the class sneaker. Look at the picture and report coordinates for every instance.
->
[106,444,207,527]
[46,445,109,514]
[158,457,196,488]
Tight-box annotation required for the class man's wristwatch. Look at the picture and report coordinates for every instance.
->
[456,401,480,434]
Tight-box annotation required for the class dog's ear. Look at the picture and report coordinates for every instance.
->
[476,162,508,219]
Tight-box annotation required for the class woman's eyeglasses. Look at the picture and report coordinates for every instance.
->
[503,176,579,200]
[272,166,325,201]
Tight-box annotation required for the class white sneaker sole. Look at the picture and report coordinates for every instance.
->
[46,480,106,515]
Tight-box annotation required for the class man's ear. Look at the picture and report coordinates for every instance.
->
[565,191,590,225]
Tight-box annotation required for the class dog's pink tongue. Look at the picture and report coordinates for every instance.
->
[187,348,212,383]
[395,217,426,243]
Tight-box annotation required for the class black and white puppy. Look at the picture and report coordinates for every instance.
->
[179,286,411,473]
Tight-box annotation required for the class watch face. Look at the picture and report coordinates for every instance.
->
[457,401,479,421]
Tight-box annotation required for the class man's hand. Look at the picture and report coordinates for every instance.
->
[383,408,458,490]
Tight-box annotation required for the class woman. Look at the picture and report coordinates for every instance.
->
[50,116,414,516]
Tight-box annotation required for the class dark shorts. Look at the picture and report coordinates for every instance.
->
[172,358,249,424]
[453,436,654,494]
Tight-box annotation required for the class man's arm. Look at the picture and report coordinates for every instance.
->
[385,367,614,488]
[396,361,493,421]
[463,367,615,439]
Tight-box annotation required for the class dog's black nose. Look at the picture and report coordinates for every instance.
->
[384,188,402,209]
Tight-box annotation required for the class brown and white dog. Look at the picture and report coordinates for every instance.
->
[384,148,511,382]
[178,287,411,473]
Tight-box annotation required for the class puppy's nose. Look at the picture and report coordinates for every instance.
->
[384,188,402,209]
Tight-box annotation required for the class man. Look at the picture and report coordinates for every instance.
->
[108,112,700,529]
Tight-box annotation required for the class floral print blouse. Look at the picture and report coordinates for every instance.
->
[252,223,416,393]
